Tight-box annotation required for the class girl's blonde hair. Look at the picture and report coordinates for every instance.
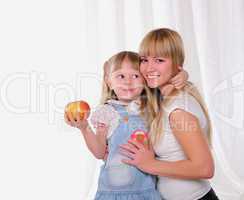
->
[100,51,156,128]
[139,28,212,145]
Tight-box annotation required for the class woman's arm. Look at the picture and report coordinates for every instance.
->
[120,109,214,180]
[64,112,107,159]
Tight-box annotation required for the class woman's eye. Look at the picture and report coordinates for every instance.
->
[140,58,148,63]
[155,58,165,63]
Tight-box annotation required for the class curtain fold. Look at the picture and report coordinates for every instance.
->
[81,1,244,199]
[0,0,243,199]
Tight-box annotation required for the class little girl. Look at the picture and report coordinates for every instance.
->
[65,51,188,200]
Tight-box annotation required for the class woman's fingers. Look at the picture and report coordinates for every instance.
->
[119,149,135,160]
[121,158,135,166]
[120,143,139,154]
[127,139,146,151]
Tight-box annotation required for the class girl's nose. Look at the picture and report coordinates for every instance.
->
[124,77,132,85]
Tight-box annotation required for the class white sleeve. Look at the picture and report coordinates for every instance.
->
[89,104,120,139]
[165,92,208,130]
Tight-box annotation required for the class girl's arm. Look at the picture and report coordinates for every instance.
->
[169,67,188,89]
[81,124,107,159]
[64,112,107,159]
[120,109,214,180]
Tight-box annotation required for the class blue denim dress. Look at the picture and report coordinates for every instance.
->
[94,103,161,200]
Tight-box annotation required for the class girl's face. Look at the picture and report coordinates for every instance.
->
[108,59,144,103]
[140,56,174,89]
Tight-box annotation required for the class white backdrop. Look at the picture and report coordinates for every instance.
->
[0,0,243,199]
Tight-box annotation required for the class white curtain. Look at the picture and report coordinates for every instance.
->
[0,0,243,199]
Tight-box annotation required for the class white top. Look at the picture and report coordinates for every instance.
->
[90,99,141,138]
[153,91,211,200]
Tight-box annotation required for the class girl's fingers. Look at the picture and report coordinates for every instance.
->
[64,112,72,126]
[178,66,183,71]
[67,112,75,124]
[169,75,180,83]
[173,80,182,87]
[84,112,89,120]
[75,113,84,123]
[175,82,186,89]
[64,112,69,122]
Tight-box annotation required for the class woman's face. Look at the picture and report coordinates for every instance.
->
[140,56,174,89]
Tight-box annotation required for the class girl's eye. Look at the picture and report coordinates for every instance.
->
[132,74,139,79]
[117,74,125,79]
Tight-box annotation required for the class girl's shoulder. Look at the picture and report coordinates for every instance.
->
[90,103,119,123]
[90,103,121,139]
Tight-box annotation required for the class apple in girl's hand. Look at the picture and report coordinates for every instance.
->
[65,100,90,121]
[131,130,148,145]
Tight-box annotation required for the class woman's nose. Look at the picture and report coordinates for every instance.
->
[146,60,156,72]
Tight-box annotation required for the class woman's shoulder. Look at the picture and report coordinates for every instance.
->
[164,91,207,126]
[165,91,199,111]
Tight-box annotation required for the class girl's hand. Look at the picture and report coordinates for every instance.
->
[64,112,90,132]
[169,66,188,89]
[119,139,156,173]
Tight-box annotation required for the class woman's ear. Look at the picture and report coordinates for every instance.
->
[177,65,183,71]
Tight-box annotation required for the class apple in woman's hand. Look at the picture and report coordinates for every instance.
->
[65,100,90,121]
[131,130,148,145]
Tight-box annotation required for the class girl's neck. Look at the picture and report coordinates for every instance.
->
[116,97,140,105]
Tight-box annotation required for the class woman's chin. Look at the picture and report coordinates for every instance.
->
[147,81,161,89]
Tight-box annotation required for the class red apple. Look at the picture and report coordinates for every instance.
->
[131,130,148,145]
[65,100,90,121]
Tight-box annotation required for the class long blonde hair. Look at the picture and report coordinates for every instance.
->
[139,28,212,145]
[100,51,156,128]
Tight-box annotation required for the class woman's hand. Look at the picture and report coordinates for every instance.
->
[120,139,156,173]
[169,66,188,89]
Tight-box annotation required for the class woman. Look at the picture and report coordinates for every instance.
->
[120,28,219,200]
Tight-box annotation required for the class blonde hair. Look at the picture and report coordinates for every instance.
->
[139,28,212,145]
[100,51,156,128]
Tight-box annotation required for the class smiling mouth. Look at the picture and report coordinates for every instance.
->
[122,88,134,91]
[147,75,160,79]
